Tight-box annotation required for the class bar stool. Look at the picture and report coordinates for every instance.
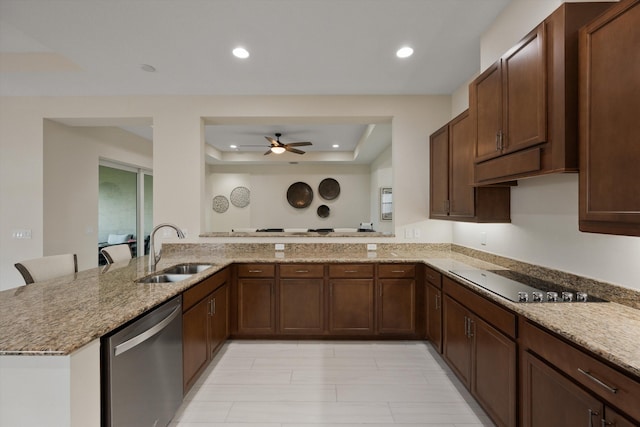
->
[100,244,132,264]
[14,254,78,284]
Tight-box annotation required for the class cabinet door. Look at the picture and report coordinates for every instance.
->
[443,295,471,387]
[430,123,450,219]
[471,61,503,162]
[449,110,475,218]
[328,279,374,334]
[280,278,324,334]
[183,297,209,393]
[472,316,516,427]
[425,283,442,352]
[521,351,603,427]
[209,283,228,357]
[579,0,640,236]
[502,24,546,154]
[377,278,415,334]
[237,278,276,335]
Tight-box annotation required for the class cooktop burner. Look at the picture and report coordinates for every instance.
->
[449,269,607,303]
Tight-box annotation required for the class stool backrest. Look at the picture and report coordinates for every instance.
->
[15,254,78,284]
[100,244,132,264]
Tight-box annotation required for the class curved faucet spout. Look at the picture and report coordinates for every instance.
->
[148,223,186,271]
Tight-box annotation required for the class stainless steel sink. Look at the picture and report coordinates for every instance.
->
[162,264,213,275]
[136,274,193,284]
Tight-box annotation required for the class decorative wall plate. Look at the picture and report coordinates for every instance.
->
[230,186,250,208]
[317,204,330,218]
[287,182,313,208]
[319,178,340,200]
[212,195,229,213]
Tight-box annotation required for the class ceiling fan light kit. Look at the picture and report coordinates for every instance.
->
[270,146,286,154]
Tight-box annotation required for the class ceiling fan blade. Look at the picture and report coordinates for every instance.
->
[265,136,278,146]
[286,142,312,147]
[264,149,272,155]
[286,147,306,155]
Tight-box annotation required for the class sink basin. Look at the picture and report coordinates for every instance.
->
[162,263,213,275]
[137,274,193,284]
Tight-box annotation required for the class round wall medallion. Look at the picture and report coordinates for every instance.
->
[287,182,313,208]
[317,204,330,218]
[212,195,229,213]
[230,186,250,208]
[318,178,340,200]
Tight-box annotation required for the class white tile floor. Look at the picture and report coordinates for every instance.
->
[170,340,495,427]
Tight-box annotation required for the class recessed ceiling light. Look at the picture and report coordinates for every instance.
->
[232,47,250,59]
[141,64,156,72]
[229,144,237,149]
[396,46,414,58]
[332,144,340,148]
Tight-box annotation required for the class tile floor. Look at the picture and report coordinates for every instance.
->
[170,340,495,426]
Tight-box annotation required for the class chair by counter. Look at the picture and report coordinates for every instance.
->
[14,254,78,284]
[100,244,132,264]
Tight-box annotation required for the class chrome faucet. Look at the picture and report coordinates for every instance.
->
[148,223,186,271]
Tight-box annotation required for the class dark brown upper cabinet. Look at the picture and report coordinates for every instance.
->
[430,110,511,223]
[470,2,612,185]
[579,0,640,237]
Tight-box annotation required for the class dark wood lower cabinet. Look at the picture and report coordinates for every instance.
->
[425,282,442,352]
[182,296,209,393]
[377,278,415,334]
[521,351,604,427]
[328,279,374,334]
[443,283,516,427]
[209,283,228,357]
[182,268,229,393]
[472,316,516,427]
[443,295,472,387]
[279,278,324,334]
[237,278,276,335]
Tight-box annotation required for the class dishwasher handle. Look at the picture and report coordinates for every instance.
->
[114,304,181,356]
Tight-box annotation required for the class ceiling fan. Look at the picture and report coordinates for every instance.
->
[264,133,312,155]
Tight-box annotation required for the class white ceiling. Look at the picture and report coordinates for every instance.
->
[0,0,511,163]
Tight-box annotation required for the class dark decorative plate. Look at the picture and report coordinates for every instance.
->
[287,182,313,209]
[317,204,330,218]
[318,178,340,200]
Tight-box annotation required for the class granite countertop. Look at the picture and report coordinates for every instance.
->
[1,246,638,381]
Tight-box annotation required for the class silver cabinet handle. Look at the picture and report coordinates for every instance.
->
[468,319,474,338]
[588,408,600,427]
[578,368,618,394]
[212,297,216,315]
[344,270,358,273]
[114,305,181,356]
[464,316,469,337]
[391,270,405,273]
[496,131,500,151]
[295,270,309,273]
[248,269,263,273]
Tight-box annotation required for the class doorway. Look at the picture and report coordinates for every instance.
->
[98,161,152,264]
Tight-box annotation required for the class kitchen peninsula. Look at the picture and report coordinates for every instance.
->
[1,243,639,427]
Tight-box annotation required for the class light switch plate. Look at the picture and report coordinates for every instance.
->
[275,243,285,251]
[480,232,487,246]
[12,229,32,239]
[367,243,377,251]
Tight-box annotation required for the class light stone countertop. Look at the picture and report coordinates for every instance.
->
[1,245,638,381]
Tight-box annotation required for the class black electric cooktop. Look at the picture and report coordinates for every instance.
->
[449,269,607,303]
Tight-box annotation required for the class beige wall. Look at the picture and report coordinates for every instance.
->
[0,95,452,290]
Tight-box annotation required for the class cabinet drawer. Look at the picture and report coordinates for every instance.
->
[237,264,275,278]
[280,264,324,278]
[521,320,640,421]
[425,266,442,288]
[329,264,374,278]
[475,147,541,184]
[443,276,516,338]
[378,264,415,278]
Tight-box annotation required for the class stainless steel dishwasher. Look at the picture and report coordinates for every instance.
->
[102,295,183,427]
